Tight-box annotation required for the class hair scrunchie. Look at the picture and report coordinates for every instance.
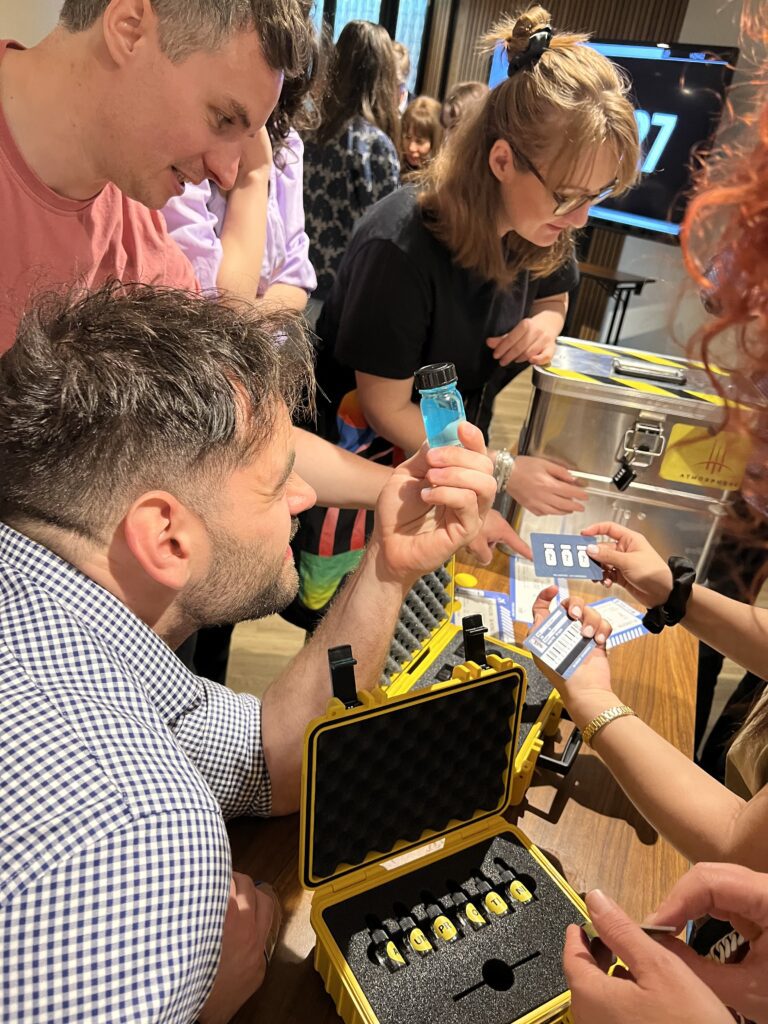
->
[506,26,552,75]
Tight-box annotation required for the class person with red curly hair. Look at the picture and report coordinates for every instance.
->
[545,8,768,1016]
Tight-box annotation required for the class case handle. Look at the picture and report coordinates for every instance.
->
[328,645,362,709]
[536,725,582,774]
[612,356,687,386]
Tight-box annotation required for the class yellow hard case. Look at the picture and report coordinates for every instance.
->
[299,653,587,1024]
[383,560,575,803]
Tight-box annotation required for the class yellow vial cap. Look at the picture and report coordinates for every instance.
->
[433,915,458,942]
[408,928,432,954]
[484,891,509,916]
[386,941,405,965]
[508,880,533,904]
[465,902,486,926]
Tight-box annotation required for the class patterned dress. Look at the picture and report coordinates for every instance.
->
[303,115,400,301]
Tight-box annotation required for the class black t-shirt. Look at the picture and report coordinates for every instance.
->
[314,186,578,441]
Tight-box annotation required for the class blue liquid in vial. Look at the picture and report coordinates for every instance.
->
[420,386,466,447]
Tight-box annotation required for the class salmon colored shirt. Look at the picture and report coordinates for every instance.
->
[0,40,198,352]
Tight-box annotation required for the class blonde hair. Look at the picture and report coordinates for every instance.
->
[393,40,411,84]
[401,96,444,164]
[418,6,640,286]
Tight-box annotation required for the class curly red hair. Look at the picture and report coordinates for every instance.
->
[682,3,768,518]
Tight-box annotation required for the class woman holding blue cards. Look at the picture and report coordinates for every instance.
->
[287,5,640,630]
[537,14,768,1010]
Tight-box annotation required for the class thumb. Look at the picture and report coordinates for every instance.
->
[563,922,613,991]
[531,585,558,629]
[586,889,666,977]
[585,542,633,571]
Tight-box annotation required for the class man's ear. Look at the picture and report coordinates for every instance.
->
[488,138,514,183]
[101,0,157,67]
[122,491,201,592]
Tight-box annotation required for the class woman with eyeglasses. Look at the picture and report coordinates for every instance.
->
[285,5,639,630]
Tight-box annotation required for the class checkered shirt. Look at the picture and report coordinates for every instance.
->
[0,522,271,1022]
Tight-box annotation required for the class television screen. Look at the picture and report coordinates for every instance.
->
[488,40,737,240]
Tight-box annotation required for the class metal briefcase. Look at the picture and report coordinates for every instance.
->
[507,337,756,579]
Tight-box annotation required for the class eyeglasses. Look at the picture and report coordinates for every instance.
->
[510,144,618,217]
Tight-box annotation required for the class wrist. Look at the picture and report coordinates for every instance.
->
[235,166,270,190]
[493,448,515,494]
[651,566,675,607]
[565,691,625,733]
[643,557,696,634]
[363,538,418,597]
[504,458,520,498]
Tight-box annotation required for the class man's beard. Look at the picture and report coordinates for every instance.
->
[179,521,299,629]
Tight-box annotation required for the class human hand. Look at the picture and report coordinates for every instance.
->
[581,521,673,608]
[234,126,273,188]
[506,455,587,515]
[372,421,495,585]
[641,861,768,1024]
[565,888,733,1024]
[198,873,278,1024]
[486,318,557,366]
[529,586,617,725]
[462,507,532,565]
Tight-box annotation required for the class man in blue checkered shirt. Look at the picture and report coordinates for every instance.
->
[0,283,496,1022]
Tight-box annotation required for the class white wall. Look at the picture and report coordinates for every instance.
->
[608,0,749,355]
[0,0,60,45]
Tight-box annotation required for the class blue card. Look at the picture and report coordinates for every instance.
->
[523,605,596,679]
[531,533,603,581]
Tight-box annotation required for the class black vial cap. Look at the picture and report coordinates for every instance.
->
[415,362,458,390]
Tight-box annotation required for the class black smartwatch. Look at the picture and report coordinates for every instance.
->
[642,556,696,634]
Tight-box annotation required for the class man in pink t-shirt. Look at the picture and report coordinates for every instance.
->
[0,0,310,350]
[0,1,314,1020]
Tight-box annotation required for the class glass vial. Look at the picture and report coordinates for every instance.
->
[424,900,459,943]
[371,928,406,971]
[475,879,510,917]
[450,891,488,931]
[397,915,434,957]
[414,362,467,448]
[499,868,534,905]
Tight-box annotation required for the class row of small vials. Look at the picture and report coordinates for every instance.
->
[369,864,537,971]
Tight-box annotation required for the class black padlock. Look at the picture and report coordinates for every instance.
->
[611,459,636,491]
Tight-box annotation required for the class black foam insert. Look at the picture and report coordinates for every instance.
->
[401,630,556,757]
[322,832,586,1024]
[306,675,521,882]
[381,569,452,686]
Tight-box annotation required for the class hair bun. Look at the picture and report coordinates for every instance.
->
[514,13,538,40]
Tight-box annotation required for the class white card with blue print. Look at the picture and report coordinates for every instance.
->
[508,556,569,624]
[590,597,649,649]
[523,605,596,679]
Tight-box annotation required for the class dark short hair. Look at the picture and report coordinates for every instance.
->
[0,283,314,540]
[59,0,311,72]
[267,1,324,160]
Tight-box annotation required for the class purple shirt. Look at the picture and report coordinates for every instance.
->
[162,130,316,297]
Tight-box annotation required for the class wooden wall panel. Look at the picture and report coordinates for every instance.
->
[420,0,455,98]
[419,0,690,340]
[437,0,690,92]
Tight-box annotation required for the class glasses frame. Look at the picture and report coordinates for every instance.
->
[509,144,618,217]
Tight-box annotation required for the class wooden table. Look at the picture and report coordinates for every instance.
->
[228,552,697,1023]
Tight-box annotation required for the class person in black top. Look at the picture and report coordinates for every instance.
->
[288,4,640,628]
